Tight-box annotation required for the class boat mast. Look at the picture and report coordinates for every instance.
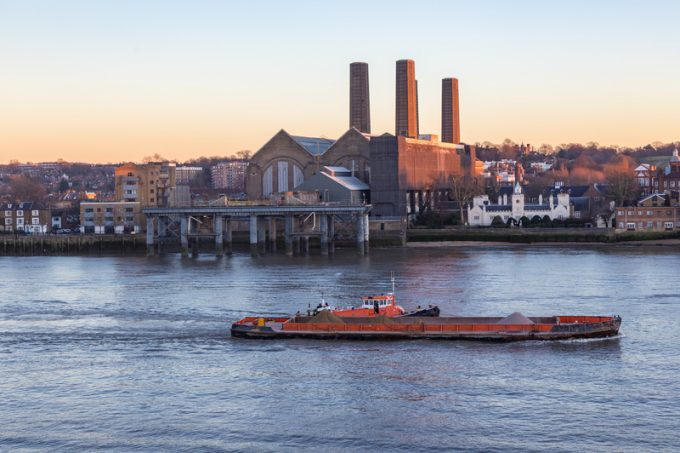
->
[391,271,396,303]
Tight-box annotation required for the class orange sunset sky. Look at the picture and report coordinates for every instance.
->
[1,0,679,164]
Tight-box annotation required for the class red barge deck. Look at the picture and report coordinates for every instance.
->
[231,313,622,342]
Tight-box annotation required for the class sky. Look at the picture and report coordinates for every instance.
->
[1,0,679,164]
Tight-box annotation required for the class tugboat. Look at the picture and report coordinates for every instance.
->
[311,274,440,318]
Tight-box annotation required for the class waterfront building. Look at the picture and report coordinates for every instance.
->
[349,62,371,133]
[441,78,461,144]
[370,134,475,217]
[114,162,177,208]
[395,59,418,138]
[0,202,51,234]
[615,200,680,231]
[80,201,142,234]
[211,161,247,193]
[294,166,370,204]
[468,183,570,226]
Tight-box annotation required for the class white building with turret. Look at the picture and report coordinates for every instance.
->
[468,182,571,226]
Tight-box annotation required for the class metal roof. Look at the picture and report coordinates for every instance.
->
[290,136,335,155]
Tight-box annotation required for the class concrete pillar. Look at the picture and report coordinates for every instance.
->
[224,218,232,255]
[180,215,189,257]
[284,215,293,256]
[249,214,258,256]
[146,215,155,255]
[268,217,277,252]
[356,214,365,255]
[320,214,328,255]
[363,213,370,254]
[328,215,335,254]
[257,217,266,253]
[302,236,310,255]
[214,215,224,256]
[157,216,167,237]
[157,216,166,254]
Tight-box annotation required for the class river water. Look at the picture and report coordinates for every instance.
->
[1,245,679,452]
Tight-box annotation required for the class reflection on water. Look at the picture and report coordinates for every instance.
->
[0,245,679,451]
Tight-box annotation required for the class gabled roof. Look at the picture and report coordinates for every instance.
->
[638,193,666,204]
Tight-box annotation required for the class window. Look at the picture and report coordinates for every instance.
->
[32,210,39,216]
[672,181,676,188]
[637,211,643,216]
[32,218,39,225]
[627,211,633,216]
[85,208,94,213]
[150,189,154,194]
[618,222,624,229]
[626,223,636,231]
[16,218,24,226]
[665,222,674,230]
[97,208,101,212]
[4,210,10,217]
[4,218,11,225]
[105,207,113,213]
[125,208,134,213]
[16,210,23,217]
[617,210,624,216]
[647,211,653,216]
[150,198,154,203]
[647,221,653,228]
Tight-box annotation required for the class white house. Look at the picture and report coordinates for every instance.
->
[468,183,570,226]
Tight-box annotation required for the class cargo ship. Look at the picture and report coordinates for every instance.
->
[231,312,621,341]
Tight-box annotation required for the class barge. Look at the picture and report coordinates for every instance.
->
[231,312,622,341]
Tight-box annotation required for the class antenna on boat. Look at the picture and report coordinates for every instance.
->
[391,271,396,297]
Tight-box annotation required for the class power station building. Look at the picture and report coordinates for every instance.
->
[245,58,474,218]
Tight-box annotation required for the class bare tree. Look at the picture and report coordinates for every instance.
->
[234,150,252,161]
[449,175,484,226]
[604,155,639,206]
[142,153,168,163]
[9,174,47,203]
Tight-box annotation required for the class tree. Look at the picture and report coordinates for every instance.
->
[491,215,505,227]
[142,153,168,163]
[449,175,484,226]
[9,174,46,202]
[234,150,252,161]
[605,155,639,207]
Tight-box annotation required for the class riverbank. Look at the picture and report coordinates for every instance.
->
[407,227,680,244]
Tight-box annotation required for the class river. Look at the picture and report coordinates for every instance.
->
[1,245,678,452]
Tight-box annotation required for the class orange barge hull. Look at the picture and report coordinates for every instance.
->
[231,315,622,341]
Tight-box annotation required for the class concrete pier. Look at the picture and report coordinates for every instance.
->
[224,218,232,255]
[356,214,365,255]
[143,204,372,256]
[180,216,189,257]
[249,214,258,256]
[146,216,155,255]
[257,217,266,253]
[284,215,293,256]
[268,217,277,251]
[320,214,328,255]
[214,215,223,256]
[328,215,335,254]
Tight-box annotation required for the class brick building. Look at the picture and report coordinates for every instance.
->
[370,134,475,217]
[246,128,371,200]
[0,202,51,234]
[114,162,177,207]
